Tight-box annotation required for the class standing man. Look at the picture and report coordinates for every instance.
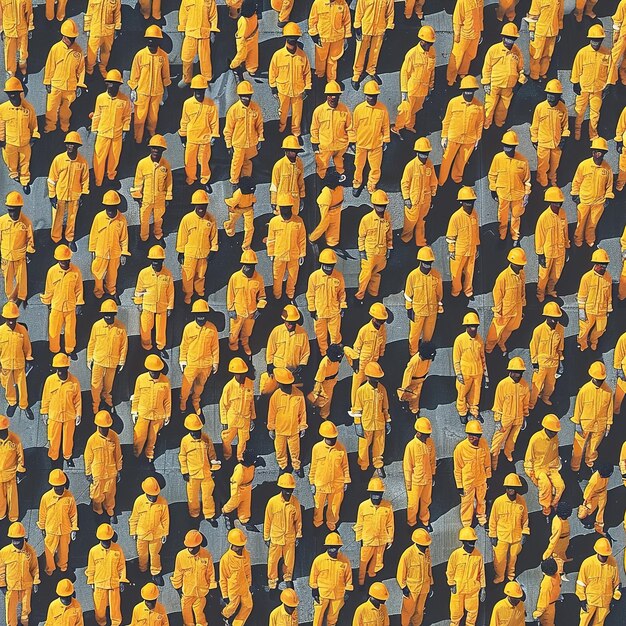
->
[129,584,168,626]
[0,0,33,80]
[353,583,390,625]
[84,0,121,77]
[269,590,299,625]
[398,342,436,417]
[490,583,525,625]
[223,450,261,529]
[397,528,433,626]
[577,250,612,351]
[612,0,626,85]
[309,344,344,420]
[270,136,305,216]
[220,529,253,626]
[526,0,563,81]
[44,580,83,626]
[310,172,344,248]
[177,0,218,86]
[308,0,351,81]
[0,415,25,523]
[446,0,483,85]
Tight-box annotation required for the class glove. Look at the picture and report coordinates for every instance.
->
[70,530,77,541]
[299,257,305,266]
[130,89,137,102]
[86,474,93,484]
[310,310,317,320]
[355,423,365,438]
[352,358,360,374]
[385,422,391,435]
[386,248,391,258]
[457,487,464,496]
[572,195,580,204]
[456,373,465,385]
[161,535,167,544]
[383,143,388,152]
[76,305,83,316]
[311,34,321,46]
[182,473,190,482]
[359,250,367,261]
[50,197,58,208]
[402,586,411,598]
[573,83,581,96]
[407,309,415,322]
[120,256,126,266]
[532,362,539,371]
[441,138,448,150]
[523,194,529,207]
[87,360,93,371]
[532,141,538,149]
[484,84,491,95]
[120,583,125,593]
[310,484,316,495]
[521,534,527,545]
[579,309,587,322]
[269,430,276,440]
[480,589,486,603]
[450,584,457,595]
[271,86,278,96]
[45,84,51,94]
[354,26,362,40]
[490,537,498,547]
[180,135,187,147]
[538,254,546,268]
[303,89,311,101]
[617,141,623,154]
[267,363,275,376]
[618,368,625,381]
[161,89,169,104]
[312,589,320,603]
[311,142,320,153]
[131,412,138,424]
[529,30,535,41]
[449,250,456,260]
[76,87,83,97]
[33,585,38,594]
[404,198,412,209]
[178,252,185,265]
[580,600,588,612]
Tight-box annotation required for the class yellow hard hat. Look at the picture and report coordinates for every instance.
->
[463,311,480,325]
[367,477,385,491]
[100,299,118,313]
[504,581,523,598]
[588,361,607,379]
[587,24,605,38]
[545,79,563,94]
[277,473,296,489]
[503,473,522,488]
[49,469,67,487]
[4,77,23,92]
[459,527,477,541]
[0,415,9,430]
[412,527,432,545]
[237,81,254,95]
[591,248,610,264]
[417,246,435,262]
[229,358,249,374]
[96,523,114,541]
[282,21,302,37]
[184,529,203,547]
[228,528,247,546]
[363,81,381,95]
[240,249,258,264]
[465,420,483,435]
[369,582,389,601]
[415,416,432,434]
[319,421,338,438]
[5,191,24,207]
[417,25,436,42]
[141,583,160,601]
[184,413,203,430]
[2,302,19,319]
[144,354,164,371]
[144,25,163,38]
[274,367,295,385]
[364,361,384,378]
[147,245,166,260]
[457,186,477,201]
[142,476,160,496]
[541,414,561,432]
[502,130,519,146]
[54,244,72,261]
[507,356,526,371]
[8,521,25,538]
[281,304,300,322]
[594,537,612,556]
[105,69,123,83]
[191,300,210,314]
[190,75,208,90]
[56,579,74,597]
[544,187,564,203]
[501,23,519,37]
[103,190,121,206]
[52,353,71,368]
[324,80,342,95]
[94,410,113,427]
[459,75,479,90]
[542,302,562,317]
[148,134,167,149]
[319,248,337,264]
[280,588,299,607]
[191,189,209,205]
[371,189,389,205]
[507,247,527,265]
[64,131,82,145]
[281,135,301,150]
[369,302,388,320]
[414,137,432,152]
[324,531,343,546]
[60,19,79,37]
[590,137,609,151]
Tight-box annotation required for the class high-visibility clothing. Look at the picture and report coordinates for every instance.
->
[615,108,626,190]
[352,380,389,469]
[134,265,174,350]
[397,545,432,626]
[267,215,306,300]
[346,319,386,403]
[269,605,298,626]
[37,487,78,574]
[180,320,218,369]
[310,551,353,600]
[41,372,81,461]
[310,102,351,178]
[131,372,171,460]
[543,514,569,573]
[614,333,626,415]
[577,269,612,351]
[446,207,479,297]
[486,266,526,353]
[0,540,39,626]
[219,548,253,623]
[270,155,305,215]
[171,546,216,596]
[129,600,169,626]
[47,153,89,202]
[178,431,217,518]
[356,209,392,300]
[0,0,33,73]
[352,0,394,81]
[310,185,343,247]
[309,0,351,80]
[0,321,31,409]
[489,598,525,626]
[178,0,218,82]
[264,492,302,587]
[231,14,258,75]
[400,156,437,246]
[524,430,564,514]
[353,600,389,626]
[222,462,255,523]
[612,0,626,84]
[84,429,122,516]
[535,206,569,301]
[179,95,219,185]
[0,96,38,185]
[128,47,170,96]
[224,100,263,183]
[489,493,529,581]
[454,438,491,525]
[576,554,620,608]
[84,0,121,75]
[310,439,350,529]
[354,498,394,583]
[0,431,24,523]
[43,41,85,91]
[482,42,525,125]
[530,99,569,186]
[530,320,564,406]
[453,331,486,418]
[306,267,346,353]
[224,190,255,250]
[447,0,483,84]
[227,268,266,352]
[527,0,563,79]
[266,323,310,371]
[44,597,83,626]
[578,470,608,531]
[446,546,485,595]
[0,216,33,296]
[129,493,169,574]
[533,573,561,625]
[268,386,307,470]
[404,266,442,353]
[398,352,432,415]
[403,434,435,527]
[88,210,129,298]
[310,355,340,420]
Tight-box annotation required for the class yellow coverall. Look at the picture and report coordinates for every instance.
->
[0,0,33,76]
[310,100,351,179]
[454,437,491,526]
[41,371,81,461]
[179,431,218,518]
[131,371,171,460]
[129,600,169,626]
[84,0,121,77]
[270,154,305,216]
[88,209,129,298]
[615,109,626,191]
[524,430,564,514]
[349,100,390,192]
[308,0,351,80]
[44,596,83,626]
[356,209,392,300]
[485,266,525,353]
[346,319,386,402]
[543,514,569,574]
[530,99,570,186]
[611,1,626,85]
[47,152,89,244]
[490,598,525,626]
[404,267,442,355]
[171,546,216,626]
[310,551,353,626]
[226,267,266,352]
[306,267,346,355]
[310,438,350,530]
[180,319,218,411]
[46,0,67,19]
[488,493,530,582]
[446,546,485,626]
[352,380,390,470]
[224,190,256,250]
[220,548,253,626]
[398,352,432,415]
[439,95,484,184]
[529,320,563,408]
[230,14,258,75]
[535,205,569,301]
[268,386,307,470]
[446,207,479,297]
[310,185,343,246]
[533,573,561,626]
[353,600,390,625]
[178,0,218,83]
[0,321,31,409]
[264,491,302,588]
[0,212,34,303]
[526,0,563,80]
[138,0,160,18]
[223,99,264,184]
[43,40,85,132]
[453,330,486,418]
[578,471,609,532]
[354,497,394,584]
[614,332,626,414]
[84,428,122,516]
[0,97,38,185]
[128,47,171,143]
[577,268,612,351]
[133,264,174,350]
[129,492,169,575]
[222,462,254,523]
[0,541,39,626]
[447,0,483,84]
[309,355,340,419]
[401,155,437,245]
[37,487,78,575]
[266,213,306,300]
[266,324,310,373]
[85,542,127,626]
[0,431,25,522]
[352,0,394,82]
[576,554,621,626]
[397,543,432,626]
[488,150,531,241]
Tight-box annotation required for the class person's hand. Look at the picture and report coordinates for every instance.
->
[348,142,356,152]
[438,302,444,314]
[359,250,367,261]
[532,362,539,371]
[580,600,588,612]
[86,474,93,483]
[479,588,486,603]
[449,250,456,260]
[312,588,320,603]
[383,143,388,152]
[401,91,408,101]
[402,586,411,598]
[264,539,270,547]
[354,26,362,40]
[490,537,498,547]
[457,487,464,496]
[385,422,391,435]
[167,310,172,317]
[45,84,51,94]
[538,254,546,268]
[303,89,311,101]
[180,135,187,148]
[41,528,46,537]
[441,138,448,150]
[573,83,581,96]
[484,84,491,95]
[87,360,93,371]
[605,428,610,438]
[131,412,138,424]
[116,472,121,482]
[311,142,320,153]
[311,33,321,46]
[267,363,275,376]
[617,141,623,154]
[484,375,490,389]
[161,89,169,104]
[521,534,528,545]
[407,309,415,322]
[120,255,127,266]
[572,195,580,204]
[404,198,412,209]
[355,423,364,438]
[161,535,167,544]
[579,309,587,322]
[71,531,77,541]
[271,86,278,97]
[300,429,306,439]
[474,140,479,150]
[76,87,83,98]
[130,89,137,102]
[75,415,81,426]
[450,584,457,595]
[269,430,276,440]
[617,368,625,381]
[178,252,185,265]
[456,373,464,385]
[50,196,58,208]
[310,310,317,320]
[33,584,38,594]
[529,30,535,41]
[76,304,83,316]
[310,484,316,495]
[210,31,216,43]
[532,141,538,150]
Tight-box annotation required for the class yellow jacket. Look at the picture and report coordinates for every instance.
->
[616,106,626,144]
[571,158,614,204]
[177,0,218,37]
[171,546,216,596]
[488,493,530,542]
[270,155,305,207]
[84,429,122,480]
[306,268,347,318]
[177,211,218,257]
[441,96,484,143]
[453,331,486,377]
[577,269,613,315]
[86,542,128,589]
[572,380,613,433]
[349,320,386,364]
[571,44,613,91]
[84,0,121,36]
[316,185,343,220]
[446,547,485,594]
[352,381,390,431]
[228,462,255,500]
[533,573,561,618]
[223,100,264,149]
[263,492,302,544]
[489,598,525,626]
[401,156,438,205]
[91,92,131,140]
[44,597,83,626]
[348,101,390,148]
[0,98,39,147]
[0,0,33,38]
[89,210,129,260]
[234,15,258,58]
[492,376,530,427]
[309,0,351,42]
[129,494,169,540]
[614,331,626,371]
[87,318,127,368]
[44,41,86,90]
[226,189,255,213]
[128,47,171,96]
[526,0,563,36]
[41,373,81,422]
[530,321,564,368]
[353,600,390,625]
[178,432,217,479]
[543,514,569,560]
[47,153,89,201]
[309,439,350,492]
[129,601,169,626]
[268,387,307,435]
[131,372,171,421]
[400,352,432,391]
[482,42,526,88]
[312,355,340,398]
[219,548,252,598]
[269,46,311,97]
[582,471,608,505]
[227,268,266,318]
[404,268,443,316]
[453,438,491,489]
[269,605,298,626]
[179,96,219,144]
[452,0,483,40]
[492,266,526,318]
[0,542,39,590]
[535,207,569,259]
[400,42,436,96]
[220,377,255,428]
[0,431,25,481]
[37,488,78,535]
[613,0,626,39]
[530,100,570,148]
[446,207,480,257]
[309,552,353,599]
[130,156,173,204]
[353,0,394,36]
[397,544,432,595]
[488,151,531,200]
[180,320,219,369]
[267,215,306,261]
[354,498,394,546]
[576,554,620,607]
[310,101,351,150]
[403,435,435,490]
[524,430,560,478]
[134,266,174,314]
[358,209,392,256]
[266,324,310,369]
[0,322,32,369]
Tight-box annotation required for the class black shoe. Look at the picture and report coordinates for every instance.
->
[205,517,219,528]
[352,186,363,197]
[424,523,433,532]
[6,404,16,418]
[69,351,78,361]
[159,349,169,359]
[65,458,75,467]
[156,238,166,248]
[512,239,521,248]
[351,80,360,91]
[24,408,34,420]
[297,135,304,146]
[110,514,118,524]
[204,182,213,193]
[152,574,164,586]
[459,413,469,425]
[371,73,383,85]
[475,413,484,423]
[22,184,31,195]
[68,241,77,252]
[245,523,259,532]
[295,467,304,478]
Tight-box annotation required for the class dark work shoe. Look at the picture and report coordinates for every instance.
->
[6,404,16,418]
[152,574,164,586]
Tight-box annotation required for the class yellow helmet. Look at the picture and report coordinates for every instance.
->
[2,302,19,319]
[281,304,300,322]
[507,247,527,265]
[542,302,562,317]
[56,579,74,597]
[365,361,384,378]
[191,300,210,314]
[367,477,385,492]
[5,191,24,207]
[414,137,432,152]
[371,189,389,205]
[191,189,209,204]
[148,134,167,149]
[141,476,160,496]
[144,25,163,38]
[54,244,72,261]
[184,414,203,431]
[459,527,477,541]
[229,357,249,374]
[324,80,342,94]
[237,81,254,95]
[240,249,258,264]
[541,414,561,431]
[459,75,479,90]
[64,131,82,145]
[594,537,612,556]
[544,187,564,203]
[412,528,432,545]
[369,302,388,320]
[144,354,164,371]
[228,528,247,546]
[60,19,79,37]
[319,421,338,438]
[4,77,23,92]
[281,135,301,150]
[363,81,381,95]
[319,248,337,264]
[141,583,160,601]
[502,130,519,146]
[96,523,114,541]
[184,530,203,547]
[147,245,166,260]
[324,532,343,546]
[100,299,118,313]
[105,69,123,83]
[274,368,295,385]
[280,588,299,607]
[545,79,563,94]
[282,22,302,37]
[465,420,483,435]
[503,473,522,488]
[103,190,121,206]
[49,469,67,487]
[457,186,477,201]
[507,356,526,371]
[590,137,609,152]
[417,246,435,262]
[588,361,607,379]
[463,311,480,325]
[190,75,208,90]
[504,581,523,598]
[52,353,70,368]
[417,25,436,42]
[501,23,519,37]
[415,416,432,434]
[591,248,610,264]
[277,473,296,489]
[7,522,26,538]
[369,582,389,601]
[94,410,113,427]
[587,24,605,38]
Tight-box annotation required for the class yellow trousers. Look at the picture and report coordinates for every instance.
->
[439,141,474,185]
[536,146,561,187]
[394,95,426,133]
[133,94,161,143]
[401,591,428,626]
[224,208,254,249]
[46,0,67,19]
[222,485,252,523]
[314,315,341,356]
[274,0,293,21]
[571,430,604,471]
[399,377,425,415]
[310,204,341,246]
[447,37,479,85]
[91,364,116,412]
[86,33,114,77]
[0,477,19,521]
[45,88,76,132]
[5,588,32,626]
[229,315,255,352]
[93,135,123,186]
[137,538,162,574]
[231,30,258,74]
[90,476,116,516]
[535,469,564,514]
[456,374,482,417]
[2,144,31,186]
[530,36,556,80]
[408,314,437,356]
[315,147,346,179]
[574,91,602,140]
[615,378,626,414]
[182,256,208,301]
[450,254,476,297]
[277,93,303,136]
[181,36,212,83]
[93,588,121,626]
[180,365,210,410]
[579,605,609,626]
[315,40,344,80]
[313,489,343,530]
[537,256,564,301]
[44,532,70,575]
[486,313,522,353]
[267,541,295,587]
[3,33,28,75]
[181,595,207,626]
[139,0,161,18]
[187,476,215,518]
[313,597,344,626]
[490,421,522,468]
[401,199,430,245]
[0,367,28,409]
[618,152,626,190]
[574,202,604,247]
[538,603,556,626]
[497,198,524,241]
[317,378,337,419]
[353,145,383,192]
[1,258,27,301]
[139,201,165,241]
[133,417,164,460]
[92,256,121,297]
[222,592,253,626]
[356,253,386,299]
[185,142,212,185]
[353,34,383,81]
[51,199,79,243]
[492,540,522,582]
[140,309,168,350]
[450,591,479,626]
[530,366,557,408]
[47,419,75,460]
[358,545,385,583]
[230,146,257,184]
[352,366,367,405]
[577,313,607,351]
[272,258,299,299]
[611,35,626,85]
[578,489,606,531]
[574,0,597,20]
[275,432,301,470]
[358,428,385,469]
[460,483,487,526]
[496,0,518,19]
[485,86,514,129]
[49,309,77,353]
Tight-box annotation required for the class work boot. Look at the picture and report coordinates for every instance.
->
[6,404,16,418]
[152,574,164,586]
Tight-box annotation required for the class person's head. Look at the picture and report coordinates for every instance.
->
[501,23,519,50]
[503,473,522,500]
[363,81,380,105]
[501,130,519,157]
[96,523,114,549]
[556,501,572,520]
[541,558,558,576]
[145,354,164,380]
[459,527,477,552]
[57,580,75,605]
[465,421,482,446]
[462,311,480,338]
[242,449,257,466]
[277,473,295,501]
[191,190,209,218]
[594,537,611,563]
[144,25,163,53]
[544,186,564,215]
[184,530,203,555]
[4,77,23,106]
[239,176,255,195]
[184,412,203,439]
[596,461,614,479]
[240,249,258,278]
[281,305,299,332]
[368,581,389,609]
[327,343,344,364]
[104,69,123,96]
[65,140,80,158]
[414,417,432,442]
[367,477,385,505]
[148,244,165,272]
[53,353,71,380]
[282,22,301,52]
[94,410,112,437]
[279,204,293,220]
[2,302,19,330]
[142,477,160,503]
[324,81,342,108]
[319,421,338,446]
[507,248,527,275]
[319,248,337,275]
[280,589,298,615]
[417,25,435,51]
[324,532,342,558]
[418,340,436,361]
[60,19,78,46]
[103,190,121,219]
[457,186,476,214]
[507,357,525,384]
[323,169,342,190]
[369,303,388,329]
[275,368,294,393]
[590,137,609,164]
[541,414,561,439]
[241,0,257,16]
[504,581,524,606]
[237,81,254,106]
[190,75,208,101]
[589,361,607,387]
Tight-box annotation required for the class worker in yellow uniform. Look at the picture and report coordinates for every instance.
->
[0,522,39,626]
[44,579,83,626]
[488,131,531,243]
[84,0,121,77]
[223,450,262,529]
[229,0,258,79]
[614,331,626,415]
[138,0,160,19]
[179,75,219,187]
[88,191,129,300]
[392,26,436,137]
[41,353,82,466]
[530,80,570,187]
[404,246,443,355]
[353,478,394,587]
[530,302,564,409]
[47,132,90,247]
[489,582,525,626]
[397,341,436,416]
[351,0,394,89]
[269,23,311,138]
[177,0,218,86]
[270,136,305,216]
[349,82,390,195]
[310,171,344,247]
[578,463,613,534]
[309,343,343,419]
[37,469,77,576]
[439,77,484,185]
[310,421,351,530]
[132,354,172,462]
[128,26,171,144]
[220,528,253,626]
[533,558,562,625]
[0,0,33,79]
[224,81,264,186]
[267,201,306,301]
[576,538,621,626]
[490,358,530,470]
[0,302,32,417]
[571,362,613,473]
[269,589,299,625]
[310,81,351,180]
[310,532,353,626]
[0,80,38,191]
[85,523,128,626]
[616,108,626,192]
[134,246,174,354]
[224,177,256,250]
[446,186,479,297]
[446,0,483,85]
[542,502,571,577]
[264,473,302,590]
[397,528,432,626]
[577,249,612,351]
[488,474,529,583]
[525,0,563,80]
[43,20,85,133]
[446,527,486,626]
[0,415,25,523]
[454,421,491,527]
[481,24,526,129]
[485,247,527,356]
[524,414,564,518]
[353,583,390,626]
[308,0,351,81]
[129,584,169,626]
[400,138,438,246]
[171,529,217,626]
[84,410,122,522]
[129,476,169,585]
